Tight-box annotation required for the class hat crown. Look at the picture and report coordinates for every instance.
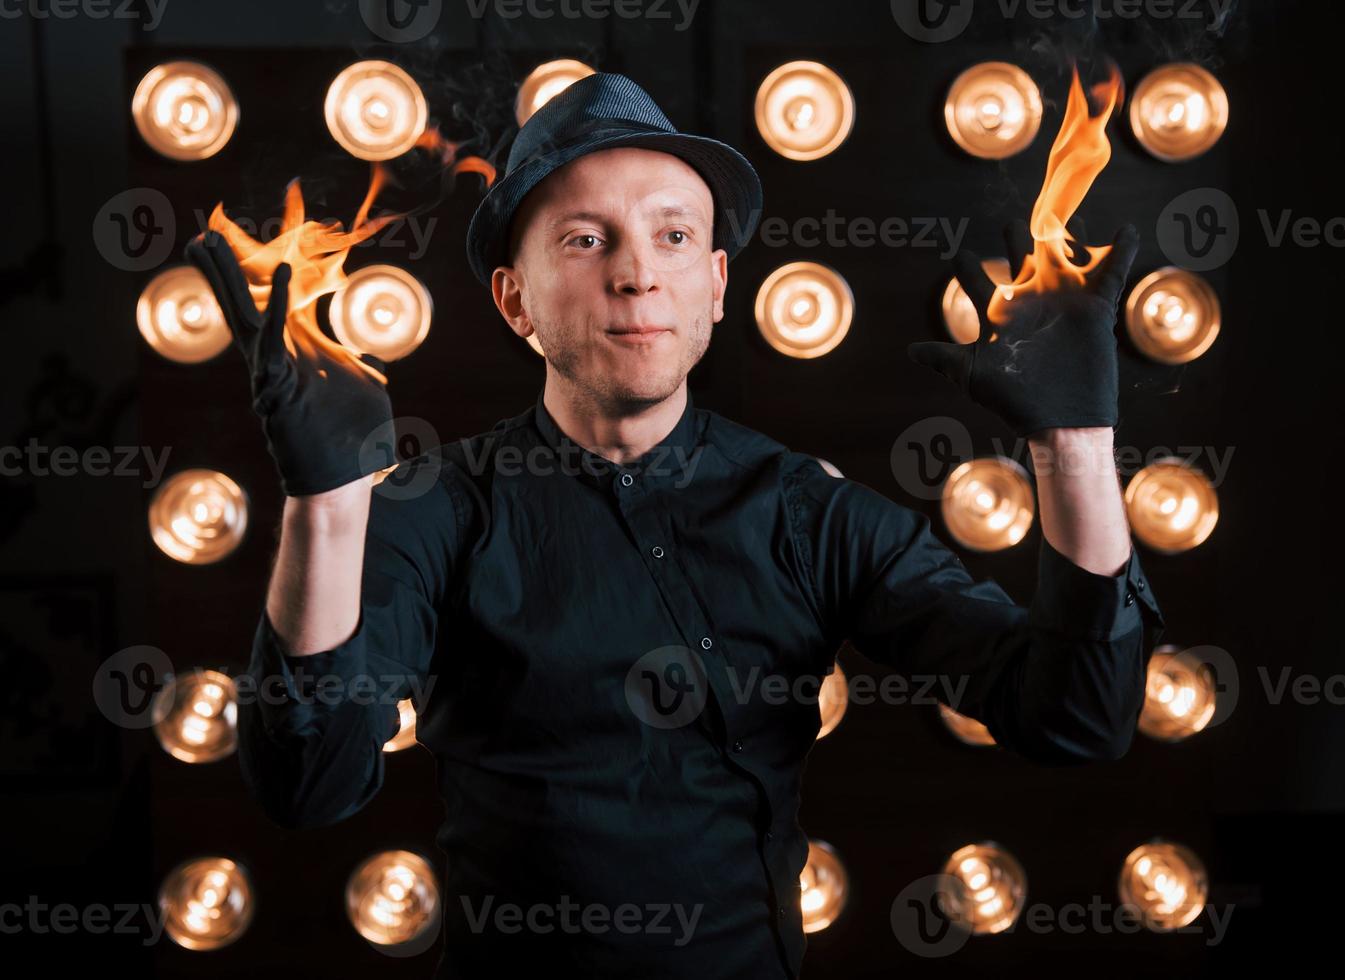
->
[507,72,676,173]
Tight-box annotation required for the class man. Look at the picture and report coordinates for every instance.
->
[186,72,1164,979]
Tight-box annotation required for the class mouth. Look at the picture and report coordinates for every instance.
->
[606,325,672,345]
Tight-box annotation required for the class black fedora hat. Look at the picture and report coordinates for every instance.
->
[465,71,763,286]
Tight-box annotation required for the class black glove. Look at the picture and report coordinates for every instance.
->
[185,229,395,497]
[908,218,1140,439]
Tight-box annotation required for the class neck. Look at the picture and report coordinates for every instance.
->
[542,373,687,466]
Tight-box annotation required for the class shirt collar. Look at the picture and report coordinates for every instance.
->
[532,388,706,490]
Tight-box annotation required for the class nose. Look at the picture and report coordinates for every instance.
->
[609,237,660,296]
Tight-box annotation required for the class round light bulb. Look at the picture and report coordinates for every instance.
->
[754,261,854,358]
[944,62,1043,159]
[755,61,855,161]
[325,60,428,161]
[1130,63,1229,162]
[149,469,248,565]
[941,457,1035,552]
[329,264,433,362]
[515,59,596,127]
[159,857,254,950]
[132,61,238,160]
[1125,267,1221,364]
[1124,457,1219,554]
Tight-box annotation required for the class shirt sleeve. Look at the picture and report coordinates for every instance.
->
[235,453,462,829]
[786,456,1166,765]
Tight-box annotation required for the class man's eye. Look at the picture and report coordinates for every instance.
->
[665,229,690,246]
[570,234,601,249]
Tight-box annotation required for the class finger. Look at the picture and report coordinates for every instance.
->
[185,234,252,347]
[201,230,260,322]
[1003,219,1033,280]
[256,262,292,375]
[952,249,996,317]
[1066,215,1088,265]
[1091,223,1141,305]
[907,340,972,387]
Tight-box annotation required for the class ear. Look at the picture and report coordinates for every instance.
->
[710,247,728,323]
[492,264,534,340]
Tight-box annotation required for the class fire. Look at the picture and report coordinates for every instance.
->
[987,63,1125,326]
[199,128,496,384]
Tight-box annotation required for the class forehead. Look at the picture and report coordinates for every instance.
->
[520,146,714,225]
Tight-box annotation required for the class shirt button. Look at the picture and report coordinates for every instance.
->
[732,739,744,753]
[700,637,712,650]
[1137,578,1146,591]
[777,906,785,919]
[651,545,664,559]
[1124,591,1135,606]
[621,473,633,487]
[764,831,774,842]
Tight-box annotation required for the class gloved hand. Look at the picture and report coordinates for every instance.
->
[185,229,394,497]
[907,218,1140,439]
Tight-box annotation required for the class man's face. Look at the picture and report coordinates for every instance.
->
[492,146,728,411]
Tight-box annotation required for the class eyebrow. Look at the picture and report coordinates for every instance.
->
[548,204,706,232]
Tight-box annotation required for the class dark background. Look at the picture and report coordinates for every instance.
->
[1,0,1339,976]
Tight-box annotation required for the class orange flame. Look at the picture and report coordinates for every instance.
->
[199,129,496,384]
[987,64,1125,326]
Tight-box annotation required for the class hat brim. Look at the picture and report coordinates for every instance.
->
[466,130,763,286]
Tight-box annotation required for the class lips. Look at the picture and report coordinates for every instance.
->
[607,326,671,336]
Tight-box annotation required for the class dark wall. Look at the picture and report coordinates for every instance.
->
[3,0,1340,976]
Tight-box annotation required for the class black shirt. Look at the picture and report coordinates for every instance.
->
[237,388,1165,979]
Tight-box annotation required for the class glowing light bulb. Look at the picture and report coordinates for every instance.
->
[132,61,238,160]
[799,839,849,933]
[1124,458,1218,554]
[137,265,231,363]
[941,457,1034,552]
[945,62,1042,159]
[151,668,238,763]
[329,264,433,362]
[754,262,853,358]
[1125,267,1220,364]
[149,469,248,565]
[938,842,1027,934]
[325,60,428,161]
[346,850,440,948]
[515,60,596,126]
[1130,63,1229,162]
[159,857,254,950]
[1118,839,1208,930]
[755,61,854,161]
